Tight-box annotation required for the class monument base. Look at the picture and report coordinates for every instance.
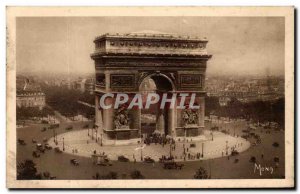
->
[104,128,139,140]
[175,125,204,137]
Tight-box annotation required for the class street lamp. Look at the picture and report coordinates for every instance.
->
[201,142,204,158]
[225,140,228,155]
[53,129,55,143]
[95,128,98,142]
[100,133,103,146]
[140,133,143,161]
[63,137,65,151]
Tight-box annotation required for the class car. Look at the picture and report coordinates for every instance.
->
[118,155,129,162]
[66,126,73,131]
[70,159,79,166]
[49,123,59,129]
[231,150,239,156]
[36,143,45,152]
[41,127,47,132]
[97,158,113,166]
[32,151,40,158]
[54,147,63,153]
[143,156,155,163]
[44,144,52,150]
[18,139,26,145]
[163,161,184,170]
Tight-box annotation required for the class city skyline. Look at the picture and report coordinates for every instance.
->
[16,17,285,76]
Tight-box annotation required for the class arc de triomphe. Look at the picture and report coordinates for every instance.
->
[91,31,212,144]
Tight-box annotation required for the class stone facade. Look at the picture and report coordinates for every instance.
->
[16,91,46,110]
[91,31,212,143]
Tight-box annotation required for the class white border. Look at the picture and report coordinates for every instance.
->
[6,6,294,189]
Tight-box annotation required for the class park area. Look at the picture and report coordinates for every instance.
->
[16,117,285,179]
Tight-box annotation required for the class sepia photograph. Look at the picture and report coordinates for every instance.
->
[6,7,294,188]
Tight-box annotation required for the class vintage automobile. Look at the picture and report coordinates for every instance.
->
[49,123,59,129]
[143,156,155,163]
[18,138,26,145]
[32,151,40,158]
[97,158,113,166]
[118,155,129,162]
[231,150,239,156]
[163,161,184,170]
[54,147,63,153]
[32,139,37,144]
[44,143,53,150]
[65,126,73,131]
[70,159,80,166]
[36,143,45,153]
[41,127,47,132]
[159,156,174,163]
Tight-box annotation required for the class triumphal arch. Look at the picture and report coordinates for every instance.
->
[91,31,212,144]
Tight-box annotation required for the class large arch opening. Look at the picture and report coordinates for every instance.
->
[139,74,174,138]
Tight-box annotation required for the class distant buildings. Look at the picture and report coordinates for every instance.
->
[43,76,95,94]
[16,91,45,110]
[219,96,232,106]
[16,76,45,110]
[206,76,284,104]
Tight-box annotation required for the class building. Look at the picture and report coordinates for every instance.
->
[16,77,46,110]
[91,31,212,143]
[16,91,46,110]
[85,78,95,94]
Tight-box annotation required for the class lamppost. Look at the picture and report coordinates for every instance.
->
[183,126,186,155]
[225,140,228,155]
[95,128,98,142]
[169,130,174,158]
[88,128,89,136]
[55,131,58,145]
[140,133,143,161]
[53,129,55,143]
[100,133,103,146]
[63,137,65,151]
[201,142,204,158]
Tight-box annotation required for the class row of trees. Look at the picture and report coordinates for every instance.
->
[16,106,54,120]
[205,96,285,128]
[17,159,209,180]
[42,85,95,119]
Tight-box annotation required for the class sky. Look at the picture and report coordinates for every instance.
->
[16,17,285,76]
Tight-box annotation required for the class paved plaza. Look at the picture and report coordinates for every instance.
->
[48,129,250,161]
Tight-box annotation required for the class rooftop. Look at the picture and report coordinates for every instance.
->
[94,30,207,42]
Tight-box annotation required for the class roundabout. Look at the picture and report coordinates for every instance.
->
[48,129,250,162]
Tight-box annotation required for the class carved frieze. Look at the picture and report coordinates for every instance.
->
[182,108,199,126]
[107,40,207,49]
[114,106,130,129]
[180,74,203,88]
[110,74,135,88]
[96,73,105,87]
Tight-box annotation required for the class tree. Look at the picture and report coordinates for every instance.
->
[130,170,145,179]
[17,160,42,180]
[93,171,118,179]
[194,167,209,179]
